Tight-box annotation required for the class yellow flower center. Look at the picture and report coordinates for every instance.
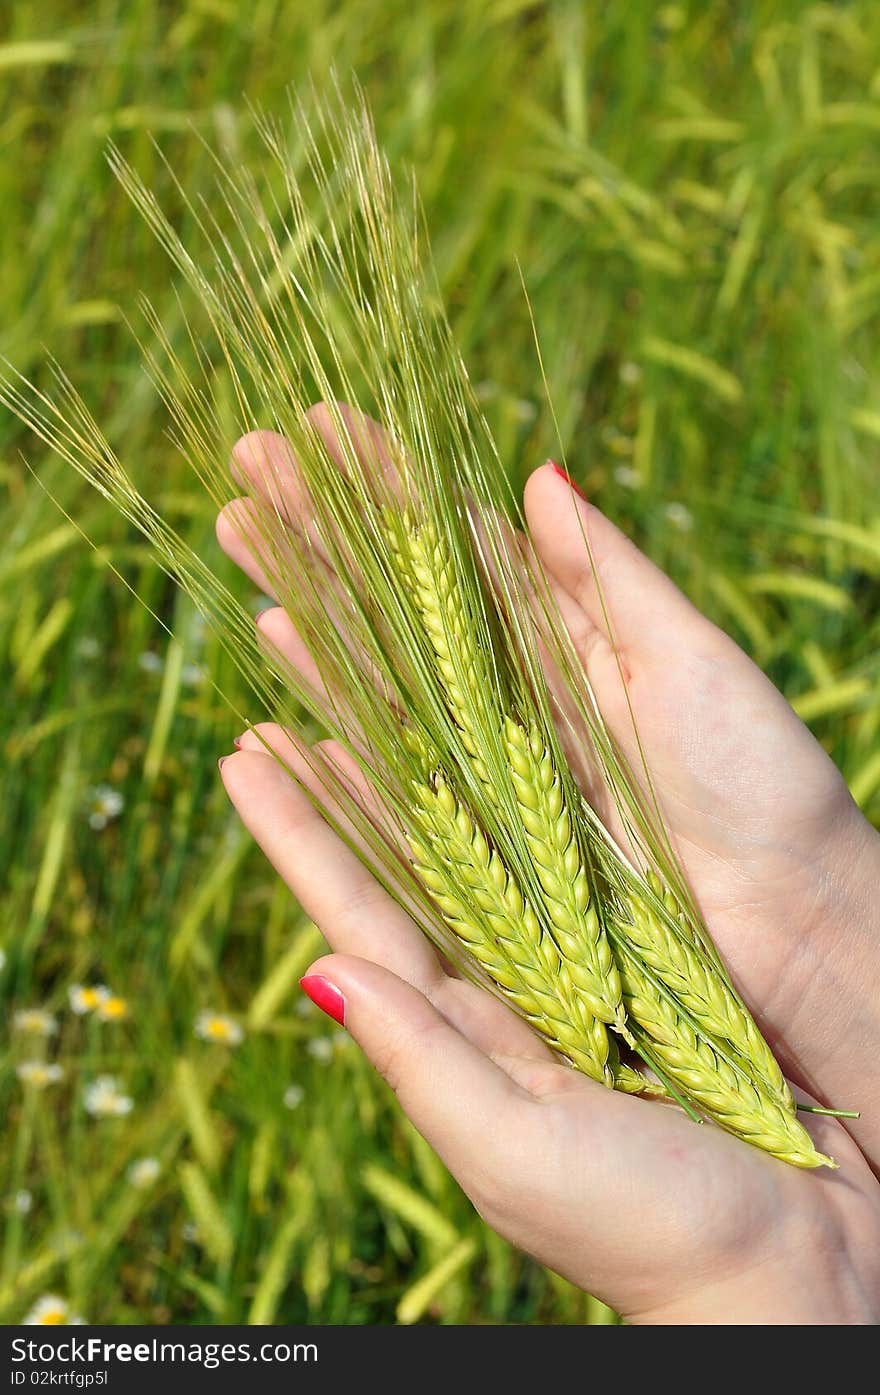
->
[100,997,127,1020]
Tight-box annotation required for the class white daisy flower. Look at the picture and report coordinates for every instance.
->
[83,1075,133,1118]
[95,994,128,1022]
[664,502,695,532]
[86,785,124,831]
[181,663,205,688]
[137,650,163,674]
[283,1084,305,1110]
[75,636,100,660]
[613,465,642,489]
[17,1062,64,1088]
[13,1008,58,1037]
[512,397,537,424]
[69,984,111,1015]
[13,1190,33,1215]
[23,1294,84,1326]
[194,1012,244,1047]
[306,1036,334,1064]
[619,360,643,385]
[128,1157,161,1188]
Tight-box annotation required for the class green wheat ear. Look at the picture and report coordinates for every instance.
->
[398,519,494,786]
[618,951,834,1169]
[409,774,615,1087]
[617,876,796,1115]
[503,719,630,1041]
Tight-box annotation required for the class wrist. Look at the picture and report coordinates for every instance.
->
[631,1226,879,1325]
[819,796,880,935]
[790,797,880,1164]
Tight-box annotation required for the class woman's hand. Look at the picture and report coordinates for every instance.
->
[216,404,880,1323]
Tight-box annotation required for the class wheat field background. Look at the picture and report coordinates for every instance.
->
[2,0,880,1325]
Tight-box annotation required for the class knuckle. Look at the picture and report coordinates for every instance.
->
[369,1037,406,1095]
[368,1014,444,1100]
[334,877,392,932]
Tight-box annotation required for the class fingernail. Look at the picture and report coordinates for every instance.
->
[255,607,273,625]
[300,974,346,1026]
[218,756,228,772]
[548,460,587,502]
[233,735,243,750]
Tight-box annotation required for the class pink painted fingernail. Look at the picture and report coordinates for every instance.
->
[233,735,243,749]
[300,974,346,1026]
[548,460,587,502]
[218,756,228,772]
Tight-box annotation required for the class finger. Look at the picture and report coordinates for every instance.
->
[219,498,403,737]
[302,401,401,489]
[216,496,348,614]
[236,725,382,829]
[230,403,401,525]
[216,498,282,599]
[524,463,718,668]
[229,429,304,522]
[260,593,403,709]
[220,747,437,984]
[300,954,539,1185]
[236,726,453,950]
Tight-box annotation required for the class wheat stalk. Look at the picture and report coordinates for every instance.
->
[618,879,796,1115]
[409,774,616,1086]
[617,951,833,1168]
[399,520,494,786]
[408,770,670,1097]
[503,718,630,1041]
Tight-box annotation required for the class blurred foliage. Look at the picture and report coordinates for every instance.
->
[1,0,879,1324]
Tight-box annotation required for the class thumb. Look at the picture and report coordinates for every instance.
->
[299,954,526,1183]
[524,462,717,664]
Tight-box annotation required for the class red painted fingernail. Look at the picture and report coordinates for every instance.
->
[548,460,587,502]
[300,974,346,1026]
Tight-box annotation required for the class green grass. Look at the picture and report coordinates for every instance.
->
[2,0,879,1324]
